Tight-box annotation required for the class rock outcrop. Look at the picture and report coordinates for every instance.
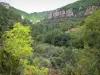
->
[49,4,100,19]
[65,9,74,17]
[48,8,74,18]
[84,5,100,16]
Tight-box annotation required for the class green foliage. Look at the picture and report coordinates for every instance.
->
[52,33,70,46]
[64,10,100,75]
[61,0,100,11]
[73,49,99,75]
[64,64,74,75]
[69,26,84,49]
[34,29,71,46]
[31,18,81,47]
[0,5,32,38]
[34,43,75,69]
[0,23,33,75]
[43,29,62,44]
[30,8,100,75]
[60,0,100,17]
[83,10,100,49]
[0,5,21,37]
[82,10,100,74]
[0,49,23,75]
[0,1,100,75]
[24,65,49,75]
[59,18,82,31]
[11,7,50,23]
[0,7,30,74]
[3,23,33,58]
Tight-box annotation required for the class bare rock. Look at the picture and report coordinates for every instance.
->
[66,9,74,17]
[84,5,100,16]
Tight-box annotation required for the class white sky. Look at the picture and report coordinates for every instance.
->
[0,0,78,13]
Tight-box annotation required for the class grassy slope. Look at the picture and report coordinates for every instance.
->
[10,7,50,23]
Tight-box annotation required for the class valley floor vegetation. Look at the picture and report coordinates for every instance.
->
[0,3,100,75]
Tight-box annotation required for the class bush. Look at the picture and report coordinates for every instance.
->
[83,10,100,49]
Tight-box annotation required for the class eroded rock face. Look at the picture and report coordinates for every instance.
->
[65,9,74,17]
[84,6,100,16]
[52,9,60,18]
[48,13,53,19]
[60,10,66,17]
[49,4,100,19]
[49,8,74,18]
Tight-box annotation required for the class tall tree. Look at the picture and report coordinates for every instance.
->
[0,23,33,75]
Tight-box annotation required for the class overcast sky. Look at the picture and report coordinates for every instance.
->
[0,0,78,13]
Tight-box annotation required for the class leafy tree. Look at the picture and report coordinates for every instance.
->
[68,10,100,75]
[0,5,21,38]
[4,23,33,58]
[0,49,23,75]
[83,10,100,74]
[52,33,70,46]
[83,10,100,49]
[73,49,99,75]
[69,26,84,49]
[34,43,75,69]
[62,10,100,75]
[43,29,62,44]
[24,65,49,75]
[0,23,33,75]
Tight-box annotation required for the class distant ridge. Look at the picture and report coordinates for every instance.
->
[0,2,49,23]
[48,0,100,18]
[1,0,100,23]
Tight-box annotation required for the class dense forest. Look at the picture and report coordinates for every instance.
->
[0,0,100,75]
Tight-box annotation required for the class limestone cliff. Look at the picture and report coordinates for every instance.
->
[84,5,100,16]
[49,4,100,19]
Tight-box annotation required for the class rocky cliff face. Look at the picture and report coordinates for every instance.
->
[49,4,100,19]
[84,5,100,16]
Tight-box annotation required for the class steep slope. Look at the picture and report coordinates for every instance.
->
[0,2,50,24]
[0,2,33,37]
[0,4,21,48]
[49,0,100,18]
[32,0,100,40]
[0,4,21,34]
[10,7,51,23]
[61,0,100,10]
